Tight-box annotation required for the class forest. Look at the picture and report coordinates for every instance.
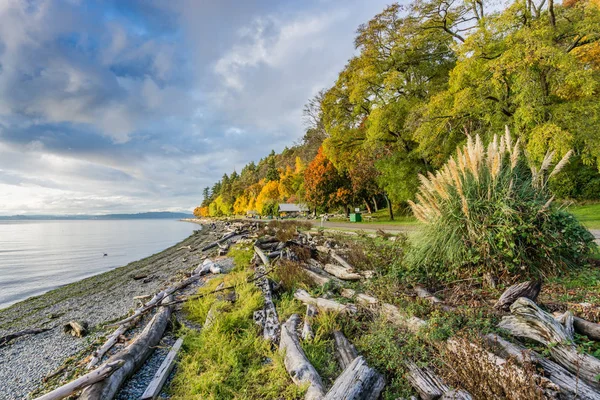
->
[195,0,600,220]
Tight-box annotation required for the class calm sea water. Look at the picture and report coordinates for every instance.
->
[0,219,199,309]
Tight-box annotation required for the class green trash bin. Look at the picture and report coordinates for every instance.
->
[349,213,362,222]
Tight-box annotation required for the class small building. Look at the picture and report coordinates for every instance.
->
[278,203,308,217]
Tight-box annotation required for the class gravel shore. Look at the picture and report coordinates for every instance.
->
[0,222,220,400]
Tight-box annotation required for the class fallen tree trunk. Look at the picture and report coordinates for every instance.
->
[140,337,184,400]
[302,267,333,287]
[32,360,125,400]
[87,321,135,369]
[254,247,280,343]
[329,251,354,271]
[280,314,325,400]
[485,333,600,400]
[201,230,241,251]
[574,316,600,342]
[323,264,361,281]
[294,289,357,314]
[302,304,317,341]
[80,296,173,400]
[498,297,600,389]
[494,281,541,311]
[0,328,50,348]
[323,356,385,400]
[405,362,451,400]
[380,303,427,334]
[333,330,358,369]
[340,289,378,306]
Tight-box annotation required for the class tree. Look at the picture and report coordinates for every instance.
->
[304,147,350,212]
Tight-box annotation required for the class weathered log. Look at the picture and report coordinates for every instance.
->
[485,333,600,400]
[413,285,455,312]
[323,264,361,281]
[498,297,600,389]
[494,281,541,311]
[405,362,449,400]
[109,272,203,327]
[555,311,575,338]
[0,328,50,348]
[302,304,318,341]
[204,304,218,330]
[254,248,280,342]
[280,314,325,400]
[254,245,271,267]
[80,296,173,400]
[302,267,332,287]
[294,289,357,314]
[380,303,427,334]
[32,360,125,400]
[323,356,385,400]
[329,251,354,271]
[87,320,134,369]
[333,330,358,369]
[340,289,378,306]
[63,321,88,338]
[574,316,600,341]
[140,337,184,400]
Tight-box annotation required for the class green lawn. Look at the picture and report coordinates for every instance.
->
[567,203,600,229]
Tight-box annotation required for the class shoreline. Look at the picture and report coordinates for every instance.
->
[0,222,220,400]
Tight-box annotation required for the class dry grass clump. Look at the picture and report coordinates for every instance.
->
[260,220,312,242]
[407,128,596,283]
[274,259,312,292]
[438,336,549,400]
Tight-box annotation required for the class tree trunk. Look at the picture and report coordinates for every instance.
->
[385,195,394,221]
[372,196,378,212]
[280,314,325,400]
[254,247,280,343]
[363,199,372,214]
[573,316,600,341]
[33,361,125,400]
[494,281,541,311]
[302,304,318,341]
[333,331,358,370]
[80,296,173,400]
[323,264,361,281]
[498,297,600,389]
[323,356,385,400]
[294,289,357,314]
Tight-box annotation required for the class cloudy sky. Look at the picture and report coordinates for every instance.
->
[0,0,392,215]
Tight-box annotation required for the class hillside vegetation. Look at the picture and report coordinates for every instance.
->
[195,0,600,221]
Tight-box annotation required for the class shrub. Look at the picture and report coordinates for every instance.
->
[407,129,596,283]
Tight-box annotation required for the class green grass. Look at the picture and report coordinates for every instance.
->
[568,203,600,229]
[328,208,419,225]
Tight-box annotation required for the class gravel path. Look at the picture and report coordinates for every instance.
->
[0,223,221,400]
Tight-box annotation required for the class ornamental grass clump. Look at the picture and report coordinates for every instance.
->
[407,128,596,283]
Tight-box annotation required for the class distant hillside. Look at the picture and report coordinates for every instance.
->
[0,212,194,220]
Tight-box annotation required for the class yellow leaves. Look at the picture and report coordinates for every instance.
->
[255,181,281,215]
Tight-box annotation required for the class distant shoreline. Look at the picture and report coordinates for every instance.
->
[0,211,194,221]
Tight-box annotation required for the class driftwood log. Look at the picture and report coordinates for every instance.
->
[323,264,361,281]
[322,356,385,400]
[63,321,88,338]
[380,303,427,334]
[280,314,325,400]
[80,296,173,400]
[485,333,600,400]
[494,281,541,311]
[302,304,318,341]
[32,360,125,400]
[340,289,378,306]
[333,330,358,369]
[201,230,241,251]
[140,337,184,400]
[574,316,600,341]
[254,246,280,342]
[498,297,600,389]
[0,328,50,348]
[294,289,357,314]
[87,320,134,369]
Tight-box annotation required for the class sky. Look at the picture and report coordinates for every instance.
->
[0,0,391,215]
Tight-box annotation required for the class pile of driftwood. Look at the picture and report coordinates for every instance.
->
[32,225,251,400]
[249,225,600,400]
